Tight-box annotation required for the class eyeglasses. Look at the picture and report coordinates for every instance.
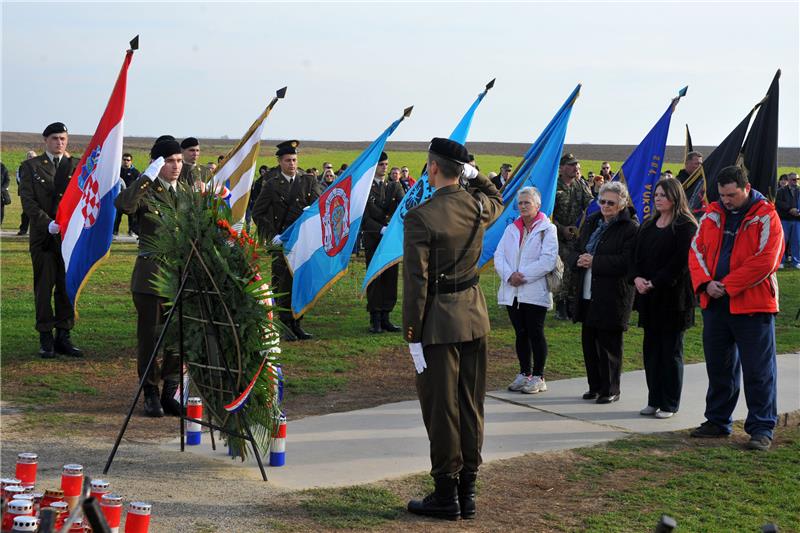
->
[598,199,618,206]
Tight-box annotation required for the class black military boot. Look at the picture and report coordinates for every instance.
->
[407,475,461,521]
[54,328,83,357]
[458,471,477,519]
[160,381,182,416]
[143,386,164,418]
[39,331,56,359]
[291,319,313,341]
[369,312,383,334]
[279,317,298,342]
[380,311,400,333]
[555,298,569,321]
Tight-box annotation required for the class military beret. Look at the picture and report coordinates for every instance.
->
[379,152,389,163]
[276,140,299,157]
[428,137,469,165]
[181,137,199,149]
[42,122,68,137]
[150,139,182,160]
[154,135,176,144]
[560,153,579,165]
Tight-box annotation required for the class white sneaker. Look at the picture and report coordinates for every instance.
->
[521,375,546,394]
[640,405,658,416]
[508,374,528,392]
[779,263,785,269]
[655,410,675,419]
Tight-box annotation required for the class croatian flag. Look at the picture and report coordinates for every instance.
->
[56,44,135,307]
[279,107,412,318]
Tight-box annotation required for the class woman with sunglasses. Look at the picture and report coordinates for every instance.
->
[570,181,638,404]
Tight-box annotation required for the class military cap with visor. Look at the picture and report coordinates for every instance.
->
[276,140,300,157]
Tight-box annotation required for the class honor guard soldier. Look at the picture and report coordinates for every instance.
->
[403,138,503,520]
[252,140,321,340]
[363,152,405,333]
[115,139,189,418]
[178,137,211,190]
[18,122,83,359]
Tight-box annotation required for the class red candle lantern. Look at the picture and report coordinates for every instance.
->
[14,454,38,489]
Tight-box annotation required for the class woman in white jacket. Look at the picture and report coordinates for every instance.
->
[494,187,559,394]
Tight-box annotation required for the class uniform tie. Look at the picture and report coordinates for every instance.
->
[169,186,177,206]
[53,157,60,169]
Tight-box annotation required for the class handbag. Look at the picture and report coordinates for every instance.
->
[540,231,564,293]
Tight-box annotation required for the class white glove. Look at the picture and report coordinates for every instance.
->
[48,221,60,234]
[409,343,426,374]
[380,226,387,235]
[143,157,165,181]
[303,205,310,211]
[461,163,479,181]
[271,235,282,246]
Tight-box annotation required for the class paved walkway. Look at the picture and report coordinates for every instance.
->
[165,353,800,490]
[1,229,138,243]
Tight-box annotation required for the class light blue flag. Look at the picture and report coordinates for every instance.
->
[280,107,412,317]
[361,80,495,293]
[478,84,581,269]
[579,91,685,225]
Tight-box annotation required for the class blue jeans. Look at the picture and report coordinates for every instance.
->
[701,304,777,438]
[781,220,800,265]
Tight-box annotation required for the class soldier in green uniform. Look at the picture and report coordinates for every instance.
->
[552,153,593,320]
[19,122,82,359]
[115,139,189,417]
[363,152,405,333]
[403,138,503,521]
[178,137,211,189]
[252,140,321,341]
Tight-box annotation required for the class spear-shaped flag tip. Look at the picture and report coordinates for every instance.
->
[485,78,496,91]
[129,35,139,51]
[678,85,688,97]
[276,86,287,99]
[403,106,413,118]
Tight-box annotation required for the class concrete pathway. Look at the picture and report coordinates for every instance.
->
[1,229,137,243]
[166,353,799,490]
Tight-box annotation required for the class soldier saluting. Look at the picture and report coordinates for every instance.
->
[252,140,321,341]
[403,138,503,521]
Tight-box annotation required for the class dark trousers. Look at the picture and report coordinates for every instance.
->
[416,337,487,477]
[363,232,398,313]
[113,210,137,234]
[701,305,777,438]
[271,251,294,323]
[506,301,548,376]
[132,292,180,388]
[30,245,74,332]
[642,328,684,412]
[19,211,29,233]
[581,322,623,397]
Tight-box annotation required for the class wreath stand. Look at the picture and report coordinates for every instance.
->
[104,241,269,481]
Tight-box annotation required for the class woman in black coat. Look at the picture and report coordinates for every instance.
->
[632,177,697,418]
[570,181,638,404]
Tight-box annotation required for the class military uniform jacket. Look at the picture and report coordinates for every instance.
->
[115,175,189,296]
[402,173,503,345]
[362,179,405,234]
[251,172,321,241]
[552,176,593,240]
[178,163,211,187]
[19,154,79,251]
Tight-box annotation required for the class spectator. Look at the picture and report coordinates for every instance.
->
[217,155,225,165]
[494,186,558,394]
[467,153,479,171]
[775,172,800,268]
[320,168,336,189]
[599,161,613,182]
[570,181,637,404]
[16,150,36,235]
[688,166,784,451]
[246,165,269,233]
[337,163,348,176]
[399,166,415,192]
[388,166,401,183]
[663,169,674,180]
[677,151,703,185]
[1,162,9,224]
[114,153,140,236]
[632,178,698,419]
[491,163,512,190]
[206,162,217,173]
[777,173,788,189]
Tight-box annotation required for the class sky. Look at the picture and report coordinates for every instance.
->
[2,1,798,147]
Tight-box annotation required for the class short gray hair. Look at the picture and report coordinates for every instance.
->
[598,181,630,208]
[516,186,541,207]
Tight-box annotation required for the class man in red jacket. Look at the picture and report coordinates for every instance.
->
[688,166,784,451]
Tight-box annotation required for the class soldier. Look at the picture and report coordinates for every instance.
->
[115,139,188,417]
[552,153,593,320]
[178,137,211,189]
[16,151,37,235]
[18,122,82,359]
[362,152,405,333]
[252,140,321,341]
[403,138,503,520]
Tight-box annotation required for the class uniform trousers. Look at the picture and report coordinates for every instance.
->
[581,321,624,397]
[271,250,294,323]
[363,231,398,313]
[416,336,487,477]
[132,292,180,388]
[30,243,74,332]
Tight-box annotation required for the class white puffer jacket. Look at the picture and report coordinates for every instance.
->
[494,213,559,308]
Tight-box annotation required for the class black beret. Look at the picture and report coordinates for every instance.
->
[154,135,176,144]
[428,137,469,165]
[379,152,389,163]
[42,122,68,137]
[181,137,199,149]
[276,140,299,157]
[560,153,579,165]
[150,140,182,160]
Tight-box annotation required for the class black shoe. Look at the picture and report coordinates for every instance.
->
[291,320,313,341]
[408,475,461,521]
[380,312,400,333]
[39,331,56,359]
[369,312,383,334]
[690,421,730,438]
[160,381,182,416]
[143,387,164,418]
[746,434,772,451]
[582,391,599,400]
[112,231,119,236]
[17,229,27,236]
[458,471,477,520]
[279,318,298,342]
[596,394,620,404]
[555,298,569,321]
[54,329,83,357]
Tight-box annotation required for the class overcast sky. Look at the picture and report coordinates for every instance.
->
[2,1,798,147]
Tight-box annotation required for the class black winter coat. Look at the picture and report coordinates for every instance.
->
[569,209,638,330]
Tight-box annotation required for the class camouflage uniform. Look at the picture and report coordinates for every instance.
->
[552,175,593,317]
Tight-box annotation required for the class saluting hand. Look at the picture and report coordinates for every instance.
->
[143,157,165,182]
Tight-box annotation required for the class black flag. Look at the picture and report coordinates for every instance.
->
[742,69,780,200]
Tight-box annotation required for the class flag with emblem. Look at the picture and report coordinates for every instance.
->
[212,87,287,222]
[55,38,137,308]
[279,107,412,318]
